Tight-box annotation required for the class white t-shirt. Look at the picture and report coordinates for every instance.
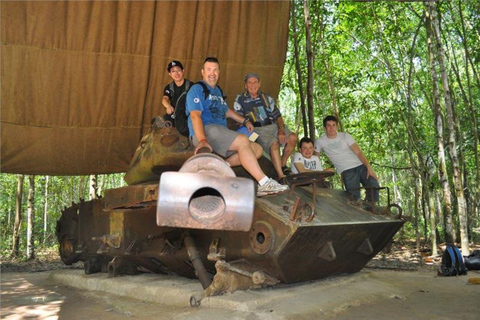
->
[291,153,324,174]
[314,132,361,174]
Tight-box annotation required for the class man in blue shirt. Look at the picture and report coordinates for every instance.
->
[186,57,288,196]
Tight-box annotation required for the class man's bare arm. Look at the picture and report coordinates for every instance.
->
[349,143,378,180]
[162,96,174,115]
[226,109,254,132]
[190,111,212,154]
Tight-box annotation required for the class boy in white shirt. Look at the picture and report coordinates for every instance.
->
[292,137,331,174]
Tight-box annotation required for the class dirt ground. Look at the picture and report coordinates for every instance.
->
[1,244,480,319]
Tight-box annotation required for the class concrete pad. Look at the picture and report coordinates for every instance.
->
[49,270,201,307]
[49,269,399,317]
[38,268,480,319]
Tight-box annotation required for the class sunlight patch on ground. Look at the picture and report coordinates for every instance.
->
[1,275,64,320]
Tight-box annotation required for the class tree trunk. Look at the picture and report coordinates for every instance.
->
[27,175,35,260]
[429,1,469,254]
[457,0,479,247]
[11,174,24,257]
[291,0,308,136]
[303,0,315,138]
[425,7,454,244]
[415,177,421,252]
[43,176,49,244]
[390,152,402,205]
[89,174,98,200]
[98,174,105,197]
[428,187,438,256]
[457,2,480,204]
[78,175,87,201]
[317,3,341,131]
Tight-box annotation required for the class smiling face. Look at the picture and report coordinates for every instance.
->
[168,66,184,82]
[201,61,220,87]
[245,77,260,97]
[324,120,338,139]
[299,141,314,159]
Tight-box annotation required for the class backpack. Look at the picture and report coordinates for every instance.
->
[439,244,468,276]
[464,250,480,270]
[170,80,192,137]
[196,81,226,101]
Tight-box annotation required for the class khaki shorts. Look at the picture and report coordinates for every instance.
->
[254,123,293,152]
[192,124,239,158]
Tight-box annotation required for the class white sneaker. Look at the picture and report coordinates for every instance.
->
[257,178,289,196]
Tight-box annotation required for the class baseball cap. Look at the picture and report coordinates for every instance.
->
[244,73,260,82]
[167,60,184,72]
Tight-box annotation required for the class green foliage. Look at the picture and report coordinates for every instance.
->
[1,1,479,253]
[0,173,124,255]
[280,0,480,243]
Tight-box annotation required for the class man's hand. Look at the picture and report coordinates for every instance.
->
[366,167,378,180]
[195,139,213,154]
[166,105,175,115]
[245,121,254,133]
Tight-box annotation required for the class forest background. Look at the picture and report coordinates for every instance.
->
[1,0,479,260]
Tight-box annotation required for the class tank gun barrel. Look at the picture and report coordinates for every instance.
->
[157,153,255,232]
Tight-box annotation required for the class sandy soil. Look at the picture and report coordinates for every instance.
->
[2,245,479,319]
[2,266,480,319]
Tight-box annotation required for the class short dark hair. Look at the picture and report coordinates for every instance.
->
[323,115,338,127]
[299,137,314,149]
[204,57,219,64]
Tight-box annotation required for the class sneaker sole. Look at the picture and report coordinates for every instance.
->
[257,189,289,197]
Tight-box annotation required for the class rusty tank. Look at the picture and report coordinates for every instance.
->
[56,117,404,306]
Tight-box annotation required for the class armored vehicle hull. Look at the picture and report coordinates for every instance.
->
[56,120,404,305]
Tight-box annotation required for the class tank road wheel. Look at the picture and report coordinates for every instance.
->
[59,236,79,265]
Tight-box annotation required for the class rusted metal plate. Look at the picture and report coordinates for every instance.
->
[157,172,255,231]
[104,184,158,210]
[286,171,335,186]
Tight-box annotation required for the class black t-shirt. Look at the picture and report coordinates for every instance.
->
[163,80,190,108]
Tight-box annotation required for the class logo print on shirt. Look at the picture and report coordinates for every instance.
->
[304,160,317,170]
[208,99,226,120]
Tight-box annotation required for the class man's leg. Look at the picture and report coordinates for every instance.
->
[227,134,268,183]
[342,167,361,201]
[226,141,262,167]
[281,132,297,167]
[270,141,285,178]
[358,165,380,202]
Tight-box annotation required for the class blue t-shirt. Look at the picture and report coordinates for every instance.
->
[186,81,229,137]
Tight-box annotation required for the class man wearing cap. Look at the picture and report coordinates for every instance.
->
[233,74,297,182]
[186,57,289,196]
[162,60,192,135]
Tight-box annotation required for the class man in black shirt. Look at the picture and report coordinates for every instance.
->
[162,60,192,135]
